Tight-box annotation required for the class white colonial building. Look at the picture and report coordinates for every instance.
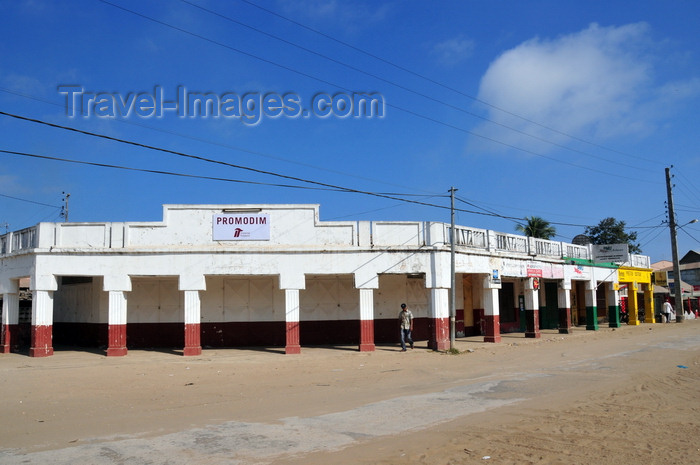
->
[0,204,652,357]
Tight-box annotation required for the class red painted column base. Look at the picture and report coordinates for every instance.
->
[30,325,54,357]
[430,317,450,351]
[0,324,16,353]
[285,344,301,354]
[107,347,128,356]
[286,321,301,354]
[107,324,127,357]
[359,319,375,352]
[483,315,501,343]
[184,323,202,356]
[525,310,541,338]
[184,346,202,356]
[558,307,573,334]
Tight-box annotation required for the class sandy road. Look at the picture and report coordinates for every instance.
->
[1,320,699,464]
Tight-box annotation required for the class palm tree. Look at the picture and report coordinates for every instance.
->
[515,216,556,240]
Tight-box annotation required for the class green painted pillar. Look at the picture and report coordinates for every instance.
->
[586,306,599,330]
[585,280,598,331]
[607,282,620,328]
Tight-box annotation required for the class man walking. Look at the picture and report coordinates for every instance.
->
[398,303,414,351]
[662,298,674,323]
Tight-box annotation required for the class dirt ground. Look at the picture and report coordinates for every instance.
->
[1,319,699,464]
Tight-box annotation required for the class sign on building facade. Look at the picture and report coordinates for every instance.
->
[592,244,629,263]
[212,214,270,241]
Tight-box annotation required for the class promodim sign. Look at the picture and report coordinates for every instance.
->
[212,214,270,241]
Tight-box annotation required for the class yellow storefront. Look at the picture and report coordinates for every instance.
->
[618,267,654,325]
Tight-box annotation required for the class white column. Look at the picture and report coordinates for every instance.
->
[2,293,19,325]
[183,290,202,356]
[429,287,450,350]
[285,289,301,354]
[482,276,501,343]
[104,274,131,357]
[108,291,127,325]
[606,282,620,328]
[524,278,540,338]
[30,290,54,357]
[585,279,599,330]
[1,293,19,353]
[184,290,200,325]
[558,281,573,334]
[105,290,127,356]
[178,274,205,356]
[359,288,375,351]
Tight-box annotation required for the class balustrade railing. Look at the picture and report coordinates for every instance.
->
[450,226,487,249]
[0,221,643,268]
[495,233,528,253]
[0,227,37,255]
[533,238,562,257]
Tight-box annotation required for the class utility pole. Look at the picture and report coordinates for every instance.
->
[449,187,457,350]
[61,192,70,222]
[665,167,683,323]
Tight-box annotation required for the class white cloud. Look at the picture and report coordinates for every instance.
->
[655,77,700,103]
[277,0,391,33]
[432,36,475,66]
[2,73,45,95]
[470,22,699,154]
[0,173,26,196]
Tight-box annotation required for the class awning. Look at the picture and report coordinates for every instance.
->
[659,279,695,295]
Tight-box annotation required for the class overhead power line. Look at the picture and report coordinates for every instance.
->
[233,0,663,167]
[96,0,661,184]
[179,0,652,174]
[0,147,440,198]
[1,110,623,225]
[1,110,662,230]
[0,86,440,196]
[0,111,459,213]
[678,226,700,245]
[0,149,343,191]
[0,146,602,230]
[0,192,61,209]
[0,146,495,219]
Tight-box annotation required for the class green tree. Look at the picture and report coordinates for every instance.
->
[584,217,642,254]
[515,216,556,240]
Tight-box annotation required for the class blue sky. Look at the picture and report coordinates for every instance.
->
[1,0,699,263]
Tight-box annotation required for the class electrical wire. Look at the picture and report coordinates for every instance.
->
[0,142,659,241]
[630,213,668,228]
[0,192,61,208]
[96,0,662,184]
[234,0,665,167]
[0,144,544,221]
[0,86,439,196]
[676,171,700,203]
[0,109,665,233]
[678,225,700,245]
[0,111,407,198]
[179,0,653,174]
[325,195,446,220]
[0,149,350,191]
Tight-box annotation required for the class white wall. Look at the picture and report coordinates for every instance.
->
[53,278,105,324]
[201,276,284,323]
[128,278,182,324]
[375,274,429,319]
